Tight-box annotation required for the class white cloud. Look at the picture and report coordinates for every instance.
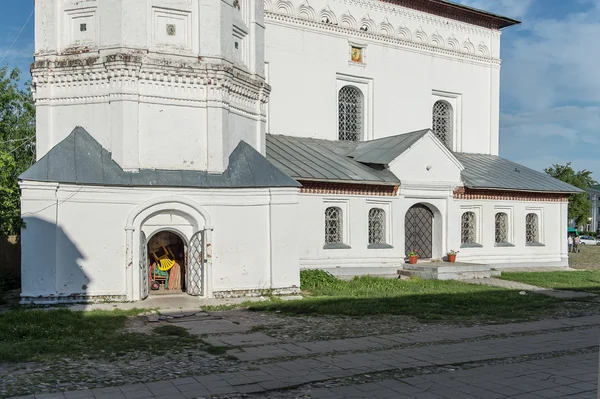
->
[457,0,600,178]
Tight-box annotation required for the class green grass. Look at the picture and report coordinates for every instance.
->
[568,244,600,270]
[246,270,562,323]
[0,309,201,362]
[500,270,600,294]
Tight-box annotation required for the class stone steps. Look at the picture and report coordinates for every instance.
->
[399,262,498,280]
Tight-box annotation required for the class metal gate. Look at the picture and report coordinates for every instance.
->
[405,204,433,259]
[140,232,149,300]
[187,230,204,296]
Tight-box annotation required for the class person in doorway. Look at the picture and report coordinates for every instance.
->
[568,234,573,253]
[574,235,580,253]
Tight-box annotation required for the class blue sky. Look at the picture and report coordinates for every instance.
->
[1,0,599,180]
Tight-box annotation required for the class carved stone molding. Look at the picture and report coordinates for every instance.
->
[454,187,569,202]
[265,11,497,65]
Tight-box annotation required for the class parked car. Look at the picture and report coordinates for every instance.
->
[578,235,598,245]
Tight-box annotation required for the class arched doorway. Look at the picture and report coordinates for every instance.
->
[126,196,214,302]
[147,231,187,294]
[405,204,434,259]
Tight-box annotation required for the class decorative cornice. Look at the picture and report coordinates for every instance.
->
[31,54,269,108]
[264,10,499,65]
[453,187,569,202]
[299,180,399,196]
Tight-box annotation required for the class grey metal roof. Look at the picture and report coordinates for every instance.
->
[20,127,301,188]
[348,129,430,165]
[455,153,583,193]
[266,134,400,185]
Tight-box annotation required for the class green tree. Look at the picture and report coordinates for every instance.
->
[544,162,596,226]
[0,66,36,237]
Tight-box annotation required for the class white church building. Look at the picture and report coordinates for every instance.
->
[19,0,579,304]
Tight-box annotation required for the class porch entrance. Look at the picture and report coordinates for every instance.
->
[147,231,187,294]
[405,204,434,259]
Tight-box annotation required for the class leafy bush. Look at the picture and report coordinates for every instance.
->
[300,269,338,289]
[0,275,20,292]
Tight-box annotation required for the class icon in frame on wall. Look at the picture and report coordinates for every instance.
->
[351,46,362,63]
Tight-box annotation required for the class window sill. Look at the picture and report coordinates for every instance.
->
[526,242,545,247]
[495,243,515,247]
[323,243,352,250]
[368,243,394,249]
[460,243,483,248]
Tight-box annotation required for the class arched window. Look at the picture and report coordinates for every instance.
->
[526,213,539,244]
[432,100,453,148]
[338,85,363,141]
[368,208,386,244]
[495,212,508,244]
[325,207,343,244]
[461,211,476,244]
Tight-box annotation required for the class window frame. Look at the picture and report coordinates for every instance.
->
[460,206,483,248]
[336,74,373,141]
[338,85,364,142]
[323,200,351,249]
[494,207,515,247]
[432,99,454,149]
[431,90,462,151]
[525,212,543,246]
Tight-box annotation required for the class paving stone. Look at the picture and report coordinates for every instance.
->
[122,390,153,399]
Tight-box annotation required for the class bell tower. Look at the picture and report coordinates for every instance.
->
[32,0,268,173]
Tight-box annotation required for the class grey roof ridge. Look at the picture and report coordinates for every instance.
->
[454,152,583,194]
[282,135,365,181]
[20,127,301,189]
[267,135,332,179]
[295,136,386,182]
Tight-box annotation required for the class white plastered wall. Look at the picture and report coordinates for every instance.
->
[264,0,501,155]
[297,191,569,269]
[20,182,300,303]
[450,199,569,267]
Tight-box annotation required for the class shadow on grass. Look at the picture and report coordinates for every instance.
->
[245,273,577,323]
[248,290,562,323]
[0,308,200,363]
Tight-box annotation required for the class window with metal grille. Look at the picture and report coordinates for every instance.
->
[495,212,508,244]
[338,86,363,141]
[461,211,476,244]
[368,208,385,244]
[526,213,539,244]
[325,207,343,244]
[432,100,453,148]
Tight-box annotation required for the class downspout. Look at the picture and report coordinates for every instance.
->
[268,188,274,289]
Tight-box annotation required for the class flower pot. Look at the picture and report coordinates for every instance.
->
[408,256,418,264]
[447,254,456,263]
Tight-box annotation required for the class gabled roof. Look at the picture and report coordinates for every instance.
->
[455,153,583,194]
[266,134,400,185]
[348,129,429,165]
[266,132,582,194]
[20,127,300,188]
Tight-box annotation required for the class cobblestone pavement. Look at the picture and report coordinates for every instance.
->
[8,314,600,399]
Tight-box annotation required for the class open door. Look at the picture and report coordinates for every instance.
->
[187,230,204,296]
[140,231,149,300]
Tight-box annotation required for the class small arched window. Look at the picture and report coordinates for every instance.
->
[461,211,476,244]
[368,208,386,244]
[325,207,343,244]
[495,212,508,244]
[526,213,539,244]
[432,100,453,148]
[338,85,363,141]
